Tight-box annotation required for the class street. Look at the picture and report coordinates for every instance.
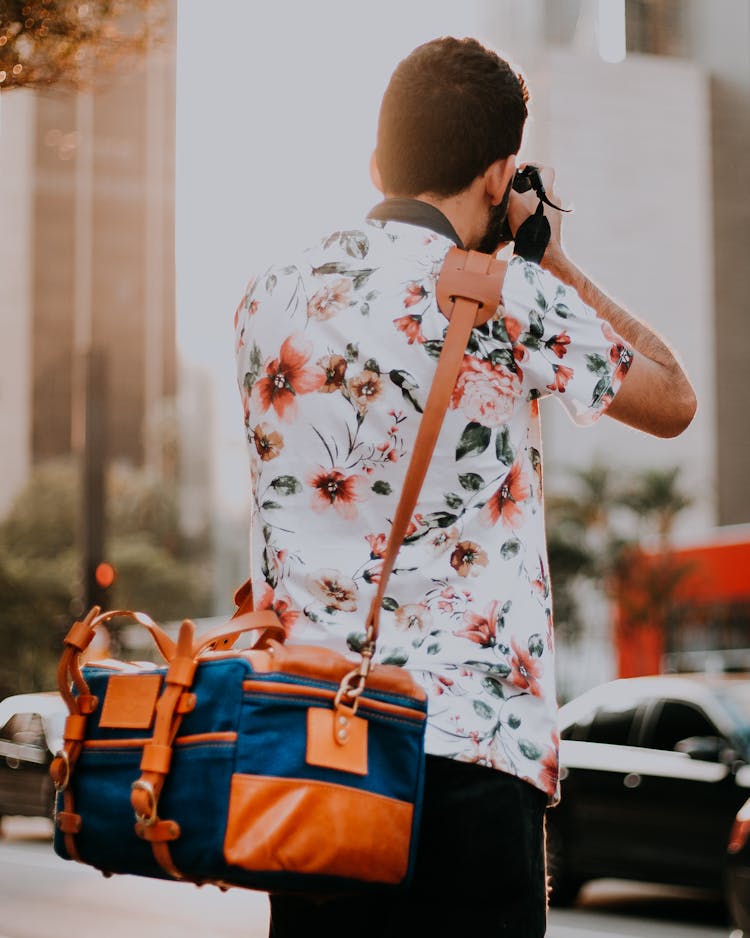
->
[0,819,731,938]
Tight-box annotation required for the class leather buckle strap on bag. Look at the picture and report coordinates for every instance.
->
[52,602,286,875]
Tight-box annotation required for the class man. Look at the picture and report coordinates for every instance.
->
[234,36,696,938]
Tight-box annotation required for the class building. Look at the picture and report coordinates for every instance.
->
[0,6,177,519]
[480,0,750,692]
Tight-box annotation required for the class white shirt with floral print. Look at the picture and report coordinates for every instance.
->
[234,217,633,801]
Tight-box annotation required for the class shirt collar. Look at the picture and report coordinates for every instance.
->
[366,198,464,248]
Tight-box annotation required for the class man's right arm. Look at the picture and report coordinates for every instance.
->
[508,166,697,439]
[541,247,697,438]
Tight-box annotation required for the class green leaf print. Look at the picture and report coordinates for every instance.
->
[372,481,392,495]
[341,230,370,259]
[591,376,612,407]
[473,699,495,720]
[261,500,282,510]
[347,632,368,653]
[345,343,359,362]
[270,476,302,496]
[426,642,441,655]
[519,739,542,761]
[554,302,570,319]
[585,353,609,375]
[495,426,514,466]
[458,472,484,492]
[489,348,517,371]
[456,422,492,460]
[528,634,544,657]
[364,358,381,374]
[507,713,521,730]
[491,319,510,343]
[422,511,459,529]
[424,340,444,359]
[265,273,277,294]
[444,492,464,510]
[466,660,511,677]
[311,262,376,291]
[500,538,521,559]
[389,370,423,414]
[381,596,399,611]
[529,310,545,339]
[481,676,506,698]
[381,648,409,667]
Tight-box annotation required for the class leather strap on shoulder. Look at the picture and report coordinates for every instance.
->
[364,247,506,644]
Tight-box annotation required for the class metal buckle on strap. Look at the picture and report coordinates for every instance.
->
[131,779,158,826]
[52,750,71,792]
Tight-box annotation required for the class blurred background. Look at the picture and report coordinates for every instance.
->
[0,0,748,701]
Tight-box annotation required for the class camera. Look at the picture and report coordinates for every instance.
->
[498,165,567,243]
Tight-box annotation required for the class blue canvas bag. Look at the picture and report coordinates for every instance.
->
[50,248,506,893]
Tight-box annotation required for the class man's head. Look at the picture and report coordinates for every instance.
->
[375,37,529,200]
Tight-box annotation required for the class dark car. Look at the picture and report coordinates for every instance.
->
[548,673,750,922]
[0,692,66,827]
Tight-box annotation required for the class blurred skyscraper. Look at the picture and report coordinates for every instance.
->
[0,3,178,516]
[481,0,750,529]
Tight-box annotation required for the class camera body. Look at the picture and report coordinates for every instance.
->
[498,165,548,244]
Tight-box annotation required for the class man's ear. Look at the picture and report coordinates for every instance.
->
[486,156,516,205]
[370,151,384,193]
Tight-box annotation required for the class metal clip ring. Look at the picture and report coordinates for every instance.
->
[131,779,158,826]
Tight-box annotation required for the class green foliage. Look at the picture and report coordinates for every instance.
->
[0,0,169,92]
[546,463,692,641]
[0,459,212,698]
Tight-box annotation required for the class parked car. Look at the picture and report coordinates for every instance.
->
[0,692,66,827]
[549,673,750,924]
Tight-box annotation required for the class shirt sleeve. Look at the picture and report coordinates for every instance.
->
[500,258,634,427]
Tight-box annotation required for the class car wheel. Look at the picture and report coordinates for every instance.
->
[546,817,584,907]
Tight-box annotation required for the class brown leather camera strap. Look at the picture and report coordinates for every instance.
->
[364,246,507,644]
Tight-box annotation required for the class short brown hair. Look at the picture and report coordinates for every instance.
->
[376,37,528,198]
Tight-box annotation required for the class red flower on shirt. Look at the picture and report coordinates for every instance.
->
[394,313,426,345]
[451,355,521,427]
[403,282,427,307]
[509,639,543,697]
[454,600,503,647]
[308,468,365,520]
[252,334,325,422]
[257,584,300,633]
[546,363,574,393]
[547,332,570,359]
[480,459,531,528]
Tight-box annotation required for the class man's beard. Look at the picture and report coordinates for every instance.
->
[477,176,513,255]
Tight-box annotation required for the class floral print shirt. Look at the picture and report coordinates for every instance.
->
[234,211,633,801]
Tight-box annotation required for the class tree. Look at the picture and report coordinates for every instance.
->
[0,0,167,92]
[546,463,693,644]
[0,459,212,698]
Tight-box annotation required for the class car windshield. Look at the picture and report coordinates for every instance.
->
[714,682,750,754]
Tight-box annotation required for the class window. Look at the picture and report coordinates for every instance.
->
[647,700,718,752]
[564,701,639,745]
[0,712,45,748]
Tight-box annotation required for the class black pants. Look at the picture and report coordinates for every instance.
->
[268,755,549,938]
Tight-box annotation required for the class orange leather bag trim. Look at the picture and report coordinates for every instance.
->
[99,673,162,729]
[242,679,426,723]
[306,707,368,776]
[224,774,413,884]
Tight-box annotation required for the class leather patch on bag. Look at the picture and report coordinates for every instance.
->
[306,707,368,776]
[224,773,412,883]
[99,674,162,729]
